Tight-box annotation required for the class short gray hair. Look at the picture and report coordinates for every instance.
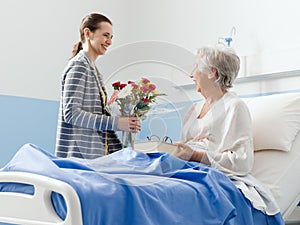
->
[196,46,240,89]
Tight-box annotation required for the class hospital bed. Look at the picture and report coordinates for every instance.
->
[245,91,300,223]
[0,91,299,225]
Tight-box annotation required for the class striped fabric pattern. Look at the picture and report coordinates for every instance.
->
[55,50,122,159]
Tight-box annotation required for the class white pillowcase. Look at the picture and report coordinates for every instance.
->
[244,92,300,152]
[251,135,300,214]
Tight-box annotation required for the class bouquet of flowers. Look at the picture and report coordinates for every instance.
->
[108,77,166,148]
[110,77,166,120]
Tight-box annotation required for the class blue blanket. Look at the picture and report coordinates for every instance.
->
[0,144,284,225]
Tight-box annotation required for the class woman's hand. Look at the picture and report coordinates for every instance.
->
[173,142,195,161]
[117,117,141,133]
[173,142,205,162]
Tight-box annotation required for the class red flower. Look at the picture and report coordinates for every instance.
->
[143,98,150,103]
[112,81,121,89]
[120,83,127,89]
[112,81,127,90]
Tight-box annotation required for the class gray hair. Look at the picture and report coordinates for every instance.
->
[196,46,240,89]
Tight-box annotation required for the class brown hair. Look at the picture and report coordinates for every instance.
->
[71,13,112,58]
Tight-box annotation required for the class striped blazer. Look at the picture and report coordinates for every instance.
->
[55,50,122,159]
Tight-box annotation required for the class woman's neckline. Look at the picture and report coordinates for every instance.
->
[197,91,229,119]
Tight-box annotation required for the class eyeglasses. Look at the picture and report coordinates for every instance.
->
[146,135,173,144]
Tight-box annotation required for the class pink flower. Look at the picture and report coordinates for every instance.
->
[141,77,150,84]
[128,81,138,90]
[107,90,119,105]
[148,84,156,91]
[140,86,150,93]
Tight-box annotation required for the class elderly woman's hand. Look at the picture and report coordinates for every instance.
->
[173,142,195,161]
[173,142,206,162]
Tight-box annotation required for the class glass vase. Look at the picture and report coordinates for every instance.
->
[121,102,135,149]
[122,130,134,149]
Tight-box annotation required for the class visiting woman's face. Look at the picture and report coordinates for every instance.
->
[89,22,113,56]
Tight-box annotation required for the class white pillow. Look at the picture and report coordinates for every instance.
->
[251,133,300,214]
[244,92,300,152]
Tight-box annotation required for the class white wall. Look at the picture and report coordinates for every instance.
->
[1,0,300,101]
[1,0,300,166]
[0,0,124,101]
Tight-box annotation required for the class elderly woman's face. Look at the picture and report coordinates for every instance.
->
[190,63,211,94]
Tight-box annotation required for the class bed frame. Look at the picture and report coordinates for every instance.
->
[0,172,82,225]
[285,196,300,224]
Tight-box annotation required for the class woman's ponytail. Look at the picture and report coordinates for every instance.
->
[71,41,83,59]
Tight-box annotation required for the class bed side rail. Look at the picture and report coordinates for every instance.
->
[0,171,82,225]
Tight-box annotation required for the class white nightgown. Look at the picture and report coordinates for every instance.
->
[181,91,280,215]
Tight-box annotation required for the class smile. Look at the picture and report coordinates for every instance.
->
[102,45,108,50]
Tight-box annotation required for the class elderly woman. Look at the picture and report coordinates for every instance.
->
[174,46,281,216]
[174,46,253,176]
